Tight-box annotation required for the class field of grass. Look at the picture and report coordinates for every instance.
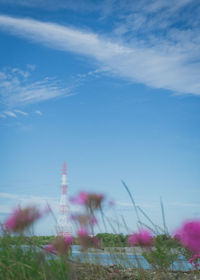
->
[0,234,199,280]
[1,185,200,279]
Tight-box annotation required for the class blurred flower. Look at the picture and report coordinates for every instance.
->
[70,192,88,205]
[78,227,88,237]
[128,229,153,247]
[70,213,98,228]
[5,206,41,232]
[64,235,74,245]
[70,192,104,210]
[189,254,200,269]
[93,236,101,248]
[70,214,91,226]
[77,227,101,249]
[175,220,200,254]
[44,235,74,255]
[44,244,57,254]
[86,193,104,210]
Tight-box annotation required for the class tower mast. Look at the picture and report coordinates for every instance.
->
[56,162,71,236]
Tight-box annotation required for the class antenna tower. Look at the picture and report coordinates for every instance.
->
[56,162,72,236]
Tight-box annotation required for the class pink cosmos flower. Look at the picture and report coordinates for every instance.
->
[5,209,18,230]
[92,236,101,248]
[77,227,88,237]
[44,235,74,255]
[5,206,41,232]
[44,244,57,254]
[87,193,104,210]
[128,229,153,247]
[77,228,101,249]
[64,235,74,245]
[175,220,200,254]
[70,192,104,210]
[70,192,88,205]
[189,254,200,269]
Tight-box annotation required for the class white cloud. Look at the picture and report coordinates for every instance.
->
[0,192,58,216]
[4,111,17,118]
[35,110,42,116]
[116,200,155,209]
[0,66,72,107]
[0,108,28,118]
[0,192,81,216]
[14,109,28,116]
[27,64,36,71]
[0,192,19,199]
[169,202,200,208]
[0,14,200,95]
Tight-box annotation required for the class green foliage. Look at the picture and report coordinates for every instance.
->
[0,235,55,246]
[142,235,180,270]
[96,233,127,247]
[0,234,70,280]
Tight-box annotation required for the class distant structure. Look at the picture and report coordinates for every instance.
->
[56,162,72,236]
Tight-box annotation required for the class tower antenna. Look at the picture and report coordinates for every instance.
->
[56,162,72,236]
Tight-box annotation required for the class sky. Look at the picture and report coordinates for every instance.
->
[0,0,200,236]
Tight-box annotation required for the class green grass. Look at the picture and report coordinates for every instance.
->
[0,232,200,280]
[1,182,200,279]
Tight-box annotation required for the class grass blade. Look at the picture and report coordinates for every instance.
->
[121,180,141,230]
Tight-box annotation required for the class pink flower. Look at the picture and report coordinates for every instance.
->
[92,236,101,248]
[70,192,104,210]
[44,244,57,254]
[64,235,74,245]
[189,254,200,269]
[5,209,18,230]
[5,206,41,232]
[44,235,74,255]
[70,192,88,205]
[77,229,101,249]
[128,229,153,247]
[87,193,104,209]
[78,227,88,237]
[175,220,200,254]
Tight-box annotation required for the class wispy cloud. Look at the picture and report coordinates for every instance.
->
[0,109,29,119]
[0,192,81,215]
[0,66,72,108]
[35,110,42,116]
[4,111,17,118]
[0,193,19,199]
[169,202,200,208]
[14,109,28,116]
[0,14,200,95]
[0,110,29,119]
[0,192,59,219]
[116,200,156,209]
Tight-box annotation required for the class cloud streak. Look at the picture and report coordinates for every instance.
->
[0,192,81,215]
[0,14,200,95]
[0,66,72,108]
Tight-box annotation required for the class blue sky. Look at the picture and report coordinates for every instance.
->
[0,0,200,236]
